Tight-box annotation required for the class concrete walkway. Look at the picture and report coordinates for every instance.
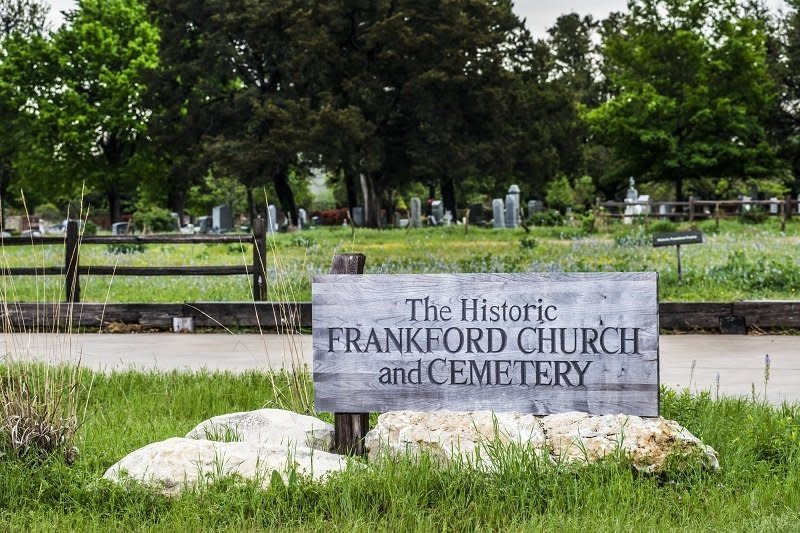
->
[2,333,798,404]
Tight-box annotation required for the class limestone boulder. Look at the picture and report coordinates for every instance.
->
[103,437,345,496]
[542,411,719,472]
[185,408,334,451]
[366,410,718,472]
[364,410,546,464]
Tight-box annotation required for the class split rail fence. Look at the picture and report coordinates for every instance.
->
[600,197,799,226]
[0,219,798,332]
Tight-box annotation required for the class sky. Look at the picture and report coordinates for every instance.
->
[47,0,789,37]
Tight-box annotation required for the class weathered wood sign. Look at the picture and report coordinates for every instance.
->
[313,273,659,416]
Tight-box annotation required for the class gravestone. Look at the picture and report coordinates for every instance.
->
[297,208,308,229]
[410,197,422,228]
[469,203,484,224]
[212,205,233,232]
[111,221,129,235]
[267,205,278,234]
[506,185,520,228]
[352,207,365,227]
[623,177,639,224]
[527,200,543,217]
[770,197,779,214]
[442,210,453,226]
[492,198,505,228]
[430,200,444,225]
[313,272,659,416]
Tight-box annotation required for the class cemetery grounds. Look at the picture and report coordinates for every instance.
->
[1,218,800,530]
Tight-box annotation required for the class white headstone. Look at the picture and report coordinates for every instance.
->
[267,205,278,234]
[410,197,422,228]
[297,208,307,229]
[505,194,518,228]
[492,198,505,229]
[770,197,779,214]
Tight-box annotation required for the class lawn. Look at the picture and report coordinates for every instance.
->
[1,366,799,531]
[1,217,800,303]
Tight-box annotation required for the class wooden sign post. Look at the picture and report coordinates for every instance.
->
[652,230,703,285]
[313,272,659,423]
[328,253,369,455]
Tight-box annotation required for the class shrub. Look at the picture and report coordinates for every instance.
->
[133,207,177,233]
[33,203,62,222]
[647,220,677,234]
[530,210,563,227]
[545,175,575,214]
[739,208,768,224]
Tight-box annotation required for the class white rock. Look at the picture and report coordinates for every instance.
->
[185,408,333,451]
[364,410,546,465]
[103,437,345,496]
[366,410,718,472]
[543,411,719,472]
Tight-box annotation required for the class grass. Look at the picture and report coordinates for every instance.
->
[2,217,800,303]
[0,367,799,531]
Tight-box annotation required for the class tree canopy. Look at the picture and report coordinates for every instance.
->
[0,0,796,228]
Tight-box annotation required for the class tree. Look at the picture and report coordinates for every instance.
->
[0,0,47,37]
[587,0,782,201]
[0,0,48,226]
[15,0,160,223]
[309,0,534,226]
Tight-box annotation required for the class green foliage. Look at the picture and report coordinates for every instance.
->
[709,250,800,292]
[572,175,597,211]
[133,206,176,233]
[519,236,538,250]
[530,210,564,227]
[13,0,161,223]
[545,175,576,213]
[1,368,800,530]
[739,208,768,224]
[33,202,61,221]
[647,220,677,234]
[587,0,783,200]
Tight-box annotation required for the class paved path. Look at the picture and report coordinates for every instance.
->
[2,333,798,404]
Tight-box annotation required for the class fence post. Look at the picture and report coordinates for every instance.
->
[252,216,267,301]
[688,198,695,223]
[64,220,80,303]
[330,253,369,456]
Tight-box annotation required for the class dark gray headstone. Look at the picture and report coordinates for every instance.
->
[212,204,233,232]
[352,206,365,227]
[410,197,422,228]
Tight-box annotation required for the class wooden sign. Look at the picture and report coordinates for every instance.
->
[652,230,703,247]
[313,273,659,416]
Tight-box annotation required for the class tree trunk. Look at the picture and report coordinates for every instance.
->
[273,167,297,227]
[360,173,381,228]
[247,187,256,225]
[344,170,358,218]
[167,187,186,225]
[0,168,10,231]
[441,176,457,219]
[108,183,121,225]
[675,175,684,203]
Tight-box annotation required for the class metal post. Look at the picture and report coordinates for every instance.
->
[676,244,683,286]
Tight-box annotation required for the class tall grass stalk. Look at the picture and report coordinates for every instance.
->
[247,192,313,414]
[0,194,91,463]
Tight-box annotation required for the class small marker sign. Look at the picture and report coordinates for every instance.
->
[652,230,703,284]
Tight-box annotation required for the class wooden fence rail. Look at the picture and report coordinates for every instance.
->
[2,218,268,303]
[1,301,798,332]
[600,196,798,224]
